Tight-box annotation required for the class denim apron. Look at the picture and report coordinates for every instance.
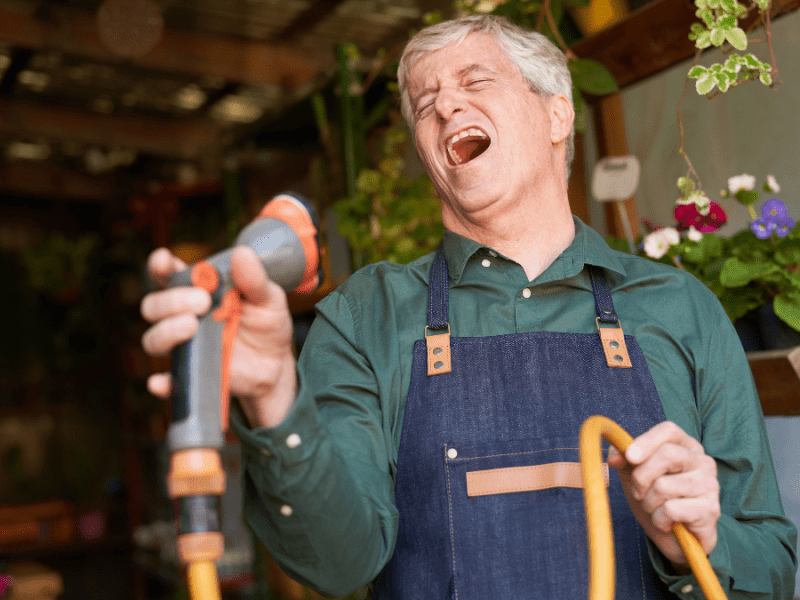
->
[373,248,670,600]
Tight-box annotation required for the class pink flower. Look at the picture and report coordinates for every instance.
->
[674,201,727,233]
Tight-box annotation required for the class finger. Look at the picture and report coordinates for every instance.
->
[652,496,721,543]
[230,246,286,307]
[625,421,704,466]
[630,442,704,500]
[147,373,172,399]
[147,247,189,288]
[640,469,720,514]
[607,445,627,469]
[141,287,211,323]
[141,313,200,356]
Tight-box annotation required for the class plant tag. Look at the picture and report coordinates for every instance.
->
[592,156,641,202]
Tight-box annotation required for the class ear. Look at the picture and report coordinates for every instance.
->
[549,94,575,145]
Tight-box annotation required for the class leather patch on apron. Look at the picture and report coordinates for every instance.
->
[466,462,609,496]
[426,330,452,376]
[597,320,632,369]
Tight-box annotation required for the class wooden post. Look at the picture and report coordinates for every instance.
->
[591,93,640,240]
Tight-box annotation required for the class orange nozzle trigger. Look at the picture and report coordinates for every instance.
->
[212,289,243,431]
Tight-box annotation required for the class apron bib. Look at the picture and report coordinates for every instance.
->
[374,248,670,600]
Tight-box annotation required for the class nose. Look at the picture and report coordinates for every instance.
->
[434,86,467,121]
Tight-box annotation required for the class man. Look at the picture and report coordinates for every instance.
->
[141,15,796,599]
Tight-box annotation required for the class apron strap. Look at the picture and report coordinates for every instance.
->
[588,266,632,369]
[588,266,618,324]
[427,245,449,330]
[426,246,452,376]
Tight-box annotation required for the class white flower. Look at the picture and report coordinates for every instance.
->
[643,227,680,259]
[687,226,704,242]
[727,174,756,194]
[766,174,780,193]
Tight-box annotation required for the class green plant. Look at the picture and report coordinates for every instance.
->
[334,114,443,267]
[626,175,800,333]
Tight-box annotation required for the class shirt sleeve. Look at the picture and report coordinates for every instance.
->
[646,288,798,599]
[229,289,399,597]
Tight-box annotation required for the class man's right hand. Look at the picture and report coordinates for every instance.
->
[140,245,298,428]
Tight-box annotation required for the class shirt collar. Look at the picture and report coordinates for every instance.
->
[441,216,627,284]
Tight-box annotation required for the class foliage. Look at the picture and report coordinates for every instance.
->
[634,176,800,333]
[677,0,779,206]
[334,115,443,267]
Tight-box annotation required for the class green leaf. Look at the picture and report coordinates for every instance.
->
[774,291,800,333]
[725,27,748,50]
[710,27,726,46]
[775,243,800,266]
[695,30,712,48]
[760,70,773,85]
[696,75,716,95]
[569,59,619,95]
[735,189,759,205]
[718,14,737,28]
[688,65,707,78]
[678,176,696,195]
[715,73,731,92]
[720,258,780,287]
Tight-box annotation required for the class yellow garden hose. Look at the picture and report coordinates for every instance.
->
[187,560,221,600]
[580,415,728,600]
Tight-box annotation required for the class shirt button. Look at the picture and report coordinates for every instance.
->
[681,584,693,594]
[280,504,293,517]
[481,259,491,268]
[286,433,302,448]
[522,288,532,299]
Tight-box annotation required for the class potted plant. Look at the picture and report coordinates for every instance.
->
[634,174,800,350]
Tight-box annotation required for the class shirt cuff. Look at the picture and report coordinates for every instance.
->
[646,534,730,599]
[229,383,323,480]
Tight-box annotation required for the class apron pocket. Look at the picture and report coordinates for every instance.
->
[443,437,648,600]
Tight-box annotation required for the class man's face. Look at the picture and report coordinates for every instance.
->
[407,32,569,228]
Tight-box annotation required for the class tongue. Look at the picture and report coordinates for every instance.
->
[453,136,490,164]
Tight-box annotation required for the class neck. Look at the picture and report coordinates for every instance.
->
[443,187,575,281]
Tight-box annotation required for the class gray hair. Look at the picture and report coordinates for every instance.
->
[398,14,575,177]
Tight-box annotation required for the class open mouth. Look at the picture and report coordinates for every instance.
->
[445,127,491,166]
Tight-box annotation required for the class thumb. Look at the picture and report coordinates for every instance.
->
[229,246,279,306]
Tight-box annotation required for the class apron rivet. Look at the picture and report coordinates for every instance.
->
[610,340,619,349]
[447,448,458,459]
[434,361,444,369]
[614,355,623,362]
[433,347,443,355]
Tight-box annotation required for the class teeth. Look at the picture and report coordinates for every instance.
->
[446,128,488,166]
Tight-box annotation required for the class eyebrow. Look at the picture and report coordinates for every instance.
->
[411,63,498,109]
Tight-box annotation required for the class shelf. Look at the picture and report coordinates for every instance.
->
[747,346,800,416]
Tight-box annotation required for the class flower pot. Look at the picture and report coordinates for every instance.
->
[735,305,800,351]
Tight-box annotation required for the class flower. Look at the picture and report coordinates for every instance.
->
[643,227,680,259]
[751,198,796,239]
[728,173,756,194]
[687,226,704,242]
[766,174,780,193]
[674,201,727,233]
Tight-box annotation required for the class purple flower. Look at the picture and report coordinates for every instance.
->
[751,198,795,239]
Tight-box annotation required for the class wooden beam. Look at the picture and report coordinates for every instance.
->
[748,347,800,416]
[0,98,220,160]
[0,160,116,201]
[0,4,325,88]
[571,0,800,90]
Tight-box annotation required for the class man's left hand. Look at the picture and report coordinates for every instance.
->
[607,421,721,573]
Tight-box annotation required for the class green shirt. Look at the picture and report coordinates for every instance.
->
[232,218,797,598]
